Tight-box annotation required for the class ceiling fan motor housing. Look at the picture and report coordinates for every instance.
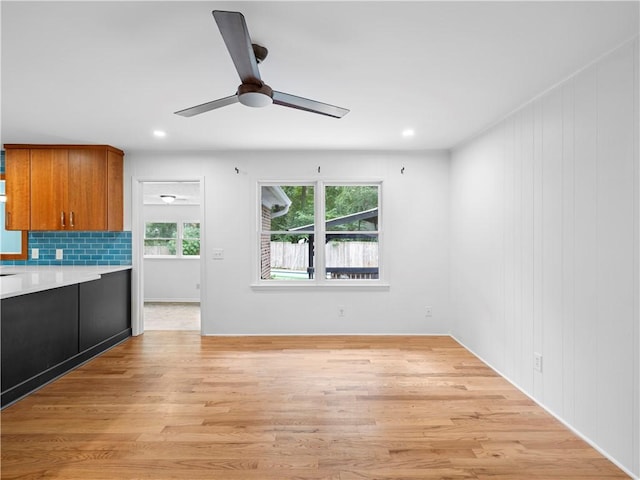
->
[252,44,268,63]
[237,82,273,108]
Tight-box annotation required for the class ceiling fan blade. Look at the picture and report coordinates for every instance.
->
[213,10,261,84]
[272,91,349,119]
[174,94,239,117]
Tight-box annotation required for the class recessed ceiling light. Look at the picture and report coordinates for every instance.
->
[402,129,415,138]
[153,130,166,138]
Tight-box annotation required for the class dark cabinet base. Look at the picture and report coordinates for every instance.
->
[1,269,131,408]
[80,270,131,351]
[1,329,130,407]
[1,285,79,390]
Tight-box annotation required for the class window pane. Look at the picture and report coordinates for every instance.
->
[262,185,314,233]
[183,222,200,238]
[262,234,314,280]
[325,186,378,231]
[145,222,177,239]
[182,222,200,256]
[261,185,315,280]
[144,222,177,256]
[325,234,378,280]
[182,240,200,256]
[144,239,176,256]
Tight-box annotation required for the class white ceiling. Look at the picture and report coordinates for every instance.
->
[2,1,638,152]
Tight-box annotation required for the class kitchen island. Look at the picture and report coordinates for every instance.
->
[1,266,132,407]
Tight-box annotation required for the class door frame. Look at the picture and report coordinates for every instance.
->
[131,176,206,335]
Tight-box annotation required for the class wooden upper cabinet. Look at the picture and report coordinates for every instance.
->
[30,149,69,230]
[4,148,31,230]
[3,144,124,231]
[68,149,108,230]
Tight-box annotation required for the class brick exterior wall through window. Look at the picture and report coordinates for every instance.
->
[261,205,271,279]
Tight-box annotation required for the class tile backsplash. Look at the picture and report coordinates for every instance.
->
[1,231,132,266]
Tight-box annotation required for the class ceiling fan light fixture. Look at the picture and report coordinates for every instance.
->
[160,194,176,204]
[237,83,273,108]
[175,11,348,118]
[238,91,273,108]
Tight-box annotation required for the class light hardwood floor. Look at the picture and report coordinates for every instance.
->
[1,332,629,479]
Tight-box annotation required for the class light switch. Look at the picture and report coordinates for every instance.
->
[212,248,224,260]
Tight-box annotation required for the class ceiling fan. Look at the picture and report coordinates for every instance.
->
[175,10,349,119]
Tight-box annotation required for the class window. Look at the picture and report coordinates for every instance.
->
[182,222,201,256]
[145,221,200,258]
[324,185,379,280]
[259,182,380,282]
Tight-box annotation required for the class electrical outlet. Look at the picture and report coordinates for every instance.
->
[212,249,224,260]
[338,305,345,317]
[425,306,433,317]
[55,249,63,260]
[196,283,200,290]
[32,248,39,259]
[534,353,543,373]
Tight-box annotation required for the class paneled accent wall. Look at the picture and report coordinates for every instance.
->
[450,38,639,477]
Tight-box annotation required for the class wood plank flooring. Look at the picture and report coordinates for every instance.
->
[1,332,630,479]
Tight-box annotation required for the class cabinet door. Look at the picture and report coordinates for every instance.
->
[30,149,68,230]
[107,149,124,231]
[1,285,79,392]
[79,270,131,351]
[68,149,107,230]
[4,148,31,230]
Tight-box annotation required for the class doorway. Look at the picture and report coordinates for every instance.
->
[132,179,205,334]
[144,302,200,330]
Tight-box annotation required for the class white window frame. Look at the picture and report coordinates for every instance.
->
[253,180,387,289]
[144,220,201,259]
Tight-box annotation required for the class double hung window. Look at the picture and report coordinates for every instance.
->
[144,221,200,257]
[259,182,380,282]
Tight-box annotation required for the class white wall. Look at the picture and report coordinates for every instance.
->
[144,258,200,301]
[450,38,639,477]
[143,204,201,302]
[128,150,451,335]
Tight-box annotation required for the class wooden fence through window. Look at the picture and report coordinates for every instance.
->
[270,241,378,270]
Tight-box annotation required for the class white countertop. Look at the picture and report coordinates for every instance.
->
[0,265,132,299]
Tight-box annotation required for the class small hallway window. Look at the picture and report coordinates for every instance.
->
[145,222,200,258]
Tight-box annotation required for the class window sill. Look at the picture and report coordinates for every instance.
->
[250,282,390,292]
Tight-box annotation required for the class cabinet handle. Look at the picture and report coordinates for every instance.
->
[6,211,10,229]
[70,211,75,228]
[61,211,66,228]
